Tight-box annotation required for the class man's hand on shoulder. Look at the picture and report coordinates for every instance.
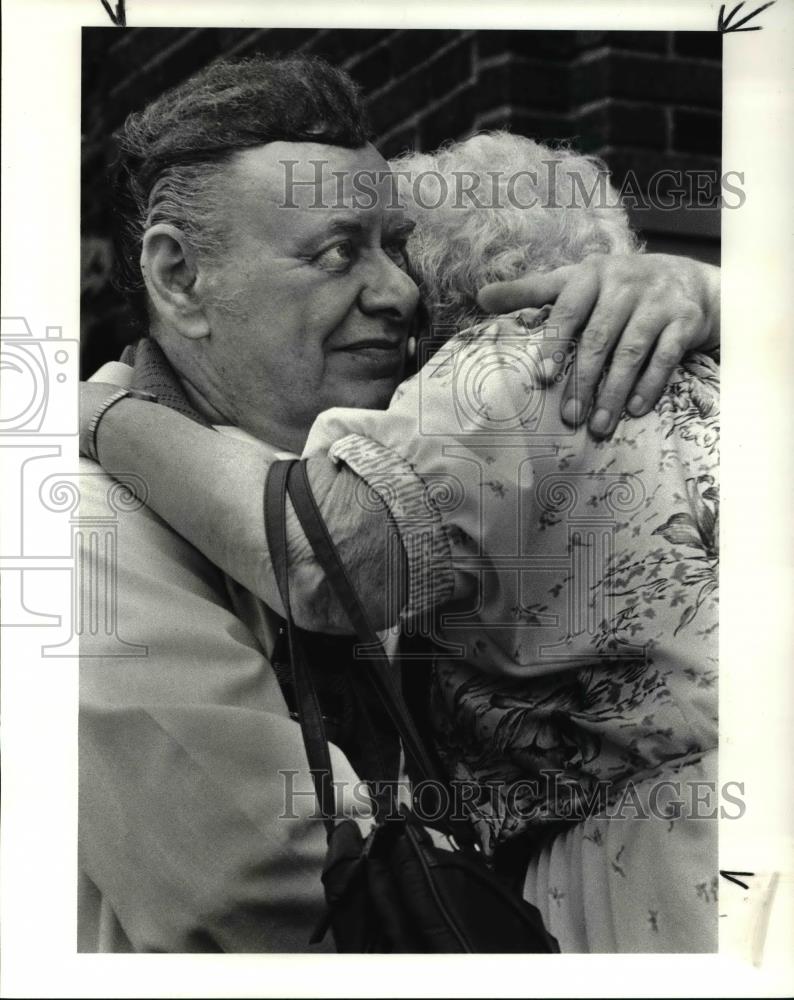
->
[478,253,720,438]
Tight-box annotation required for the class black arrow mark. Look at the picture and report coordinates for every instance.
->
[720,869,755,890]
[718,1,776,32]
[99,0,127,27]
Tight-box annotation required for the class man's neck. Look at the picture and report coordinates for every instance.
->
[176,370,234,426]
[177,366,309,453]
[140,333,310,452]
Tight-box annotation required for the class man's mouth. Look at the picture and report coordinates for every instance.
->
[335,338,403,352]
[332,338,406,376]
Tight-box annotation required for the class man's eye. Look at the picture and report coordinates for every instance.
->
[316,241,355,270]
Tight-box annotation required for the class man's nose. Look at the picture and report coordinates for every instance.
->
[358,252,420,324]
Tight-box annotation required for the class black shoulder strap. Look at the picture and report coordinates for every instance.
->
[266,458,478,850]
[283,459,445,786]
[284,459,479,850]
[264,459,336,839]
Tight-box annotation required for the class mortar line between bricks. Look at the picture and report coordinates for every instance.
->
[476,52,514,72]
[365,33,477,105]
[670,105,722,116]
[377,80,472,143]
[342,31,402,72]
[421,77,482,118]
[472,107,580,144]
[380,74,483,149]
[378,116,422,147]
[596,143,721,165]
[471,104,518,132]
[571,97,617,116]
[297,27,330,52]
[108,28,208,101]
[570,46,613,67]
[573,47,720,71]
[215,31,274,61]
[379,72,480,147]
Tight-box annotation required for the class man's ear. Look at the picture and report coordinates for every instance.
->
[141,224,211,340]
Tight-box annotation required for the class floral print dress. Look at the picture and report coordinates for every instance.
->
[304,310,719,951]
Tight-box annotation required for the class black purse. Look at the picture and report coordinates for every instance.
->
[265,459,559,954]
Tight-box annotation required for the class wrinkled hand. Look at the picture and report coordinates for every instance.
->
[79,381,119,458]
[478,253,720,437]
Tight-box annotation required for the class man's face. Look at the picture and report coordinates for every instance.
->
[198,141,420,449]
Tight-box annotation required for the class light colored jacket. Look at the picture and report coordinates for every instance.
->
[78,363,364,952]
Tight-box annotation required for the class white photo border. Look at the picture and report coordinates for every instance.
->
[1,0,792,996]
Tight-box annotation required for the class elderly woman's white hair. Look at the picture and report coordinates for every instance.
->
[391,131,641,331]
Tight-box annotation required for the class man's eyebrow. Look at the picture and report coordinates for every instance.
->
[320,217,365,238]
[292,216,363,253]
[384,218,416,237]
[309,216,416,241]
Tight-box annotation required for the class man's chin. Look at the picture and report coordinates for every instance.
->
[333,373,404,411]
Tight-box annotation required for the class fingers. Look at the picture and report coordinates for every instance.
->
[477,266,572,314]
[479,255,713,437]
[584,311,664,436]
[543,268,600,346]
[526,268,601,392]
[559,294,635,426]
[623,319,692,418]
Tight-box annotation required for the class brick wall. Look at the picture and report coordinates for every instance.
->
[81,27,721,374]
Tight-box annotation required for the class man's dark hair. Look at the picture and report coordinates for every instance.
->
[111,55,371,324]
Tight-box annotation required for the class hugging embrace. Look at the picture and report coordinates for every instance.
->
[79,54,719,954]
